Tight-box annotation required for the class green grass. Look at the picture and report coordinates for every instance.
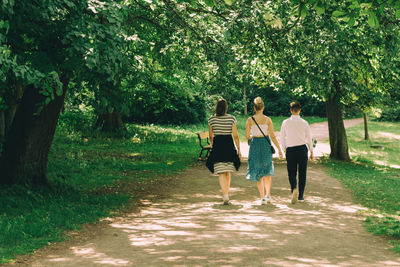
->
[323,120,400,253]
[0,120,199,263]
[346,121,400,168]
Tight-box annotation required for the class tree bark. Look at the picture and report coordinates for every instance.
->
[5,83,24,134]
[243,86,247,116]
[363,112,369,140]
[326,94,350,161]
[0,77,68,185]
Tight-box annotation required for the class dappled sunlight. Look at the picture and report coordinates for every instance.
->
[377,131,400,140]
[69,246,130,266]
[217,245,263,253]
[101,189,381,265]
[32,163,400,266]
[48,257,72,263]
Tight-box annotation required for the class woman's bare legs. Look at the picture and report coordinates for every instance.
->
[226,172,231,194]
[256,177,265,199]
[219,172,231,204]
[264,175,272,197]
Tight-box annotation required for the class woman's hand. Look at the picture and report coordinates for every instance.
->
[238,151,242,159]
[278,150,283,160]
[309,151,314,161]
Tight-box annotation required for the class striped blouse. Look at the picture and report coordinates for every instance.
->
[208,114,237,135]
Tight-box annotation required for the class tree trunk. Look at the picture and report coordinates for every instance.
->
[0,78,68,185]
[5,83,24,134]
[363,112,369,140]
[95,108,125,131]
[243,86,247,116]
[326,94,350,161]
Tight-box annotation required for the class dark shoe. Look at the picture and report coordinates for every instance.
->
[298,196,304,202]
[223,194,229,205]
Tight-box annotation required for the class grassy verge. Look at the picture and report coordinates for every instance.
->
[323,120,400,253]
[0,116,199,263]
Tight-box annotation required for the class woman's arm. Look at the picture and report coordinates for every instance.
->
[245,117,252,140]
[209,124,214,147]
[232,123,242,158]
[267,117,283,159]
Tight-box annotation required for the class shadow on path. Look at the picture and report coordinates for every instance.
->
[8,162,400,267]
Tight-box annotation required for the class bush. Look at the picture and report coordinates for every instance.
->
[376,105,400,122]
[58,110,94,134]
[127,81,206,125]
[244,87,326,117]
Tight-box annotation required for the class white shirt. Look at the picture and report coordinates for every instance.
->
[280,115,313,152]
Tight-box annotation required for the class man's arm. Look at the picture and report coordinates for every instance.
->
[305,123,314,160]
[280,121,287,153]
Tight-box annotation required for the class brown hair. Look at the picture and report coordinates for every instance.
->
[215,98,228,116]
[290,101,301,112]
[253,97,264,111]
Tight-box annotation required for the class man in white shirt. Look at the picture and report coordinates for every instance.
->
[280,101,314,204]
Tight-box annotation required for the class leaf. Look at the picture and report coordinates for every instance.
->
[368,12,379,27]
[56,86,63,96]
[348,17,356,27]
[204,0,214,7]
[300,4,308,18]
[224,0,232,5]
[342,16,350,22]
[396,9,400,18]
[315,6,325,15]
[332,11,346,17]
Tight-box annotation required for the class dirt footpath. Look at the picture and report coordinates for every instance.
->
[7,161,400,267]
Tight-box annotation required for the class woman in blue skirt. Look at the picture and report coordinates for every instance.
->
[245,97,283,205]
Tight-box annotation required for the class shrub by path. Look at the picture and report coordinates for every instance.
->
[5,118,400,266]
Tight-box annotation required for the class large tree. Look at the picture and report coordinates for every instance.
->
[0,0,127,185]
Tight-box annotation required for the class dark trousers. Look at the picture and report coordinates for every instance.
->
[286,145,308,198]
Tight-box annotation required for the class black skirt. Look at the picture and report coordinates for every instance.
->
[206,135,241,173]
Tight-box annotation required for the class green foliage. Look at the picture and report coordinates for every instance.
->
[375,105,400,122]
[127,80,207,125]
[245,87,326,117]
[58,110,95,134]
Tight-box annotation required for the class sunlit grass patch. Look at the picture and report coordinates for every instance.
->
[347,121,400,168]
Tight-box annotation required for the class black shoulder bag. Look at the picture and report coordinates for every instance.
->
[251,116,276,154]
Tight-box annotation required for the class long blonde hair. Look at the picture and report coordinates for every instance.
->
[254,97,264,111]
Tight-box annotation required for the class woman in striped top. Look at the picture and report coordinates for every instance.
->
[206,99,241,205]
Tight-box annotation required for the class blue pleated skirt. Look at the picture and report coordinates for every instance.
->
[246,137,274,182]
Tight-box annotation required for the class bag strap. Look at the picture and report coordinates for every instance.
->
[251,116,272,146]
